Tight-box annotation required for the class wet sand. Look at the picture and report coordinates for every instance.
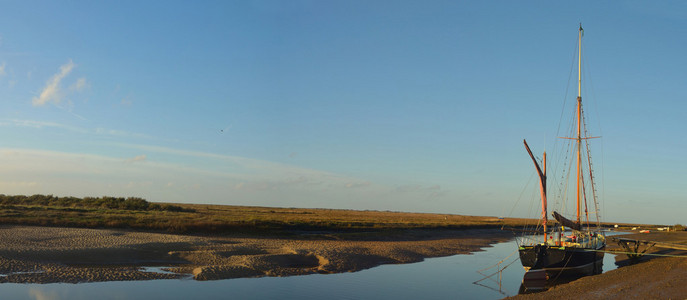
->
[509,231,687,300]
[0,225,512,283]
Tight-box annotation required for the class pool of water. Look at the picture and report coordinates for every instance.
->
[1,236,620,300]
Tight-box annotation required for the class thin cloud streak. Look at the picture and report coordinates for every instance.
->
[32,60,75,106]
[0,147,371,196]
[70,77,87,91]
[114,143,352,184]
[0,119,89,133]
[0,118,158,140]
[125,154,147,163]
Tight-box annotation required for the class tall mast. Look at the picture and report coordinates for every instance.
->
[576,24,583,225]
[524,140,546,240]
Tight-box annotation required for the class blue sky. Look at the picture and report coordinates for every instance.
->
[0,1,686,225]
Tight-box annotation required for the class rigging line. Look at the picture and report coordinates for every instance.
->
[579,41,603,225]
[547,119,573,213]
[583,62,607,225]
[476,249,519,273]
[474,249,521,296]
[556,34,581,138]
[581,39,603,139]
[543,32,596,229]
[507,170,537,220]
[551,120,572,207]
[585,108,605,221]
[583,249,687,259]
[524,170,544,233]
[600,138,605,224]
[549,247,579,284]
[473,251,521,298]
[586,137,602,225]
[472,281,506,296]
[474,255,521,285]
[521,183,539,235]
[579,122,591,225]
[560,137,576,216]
[553,128,573,210]
[581,107,602,225]
[582,168,590,225]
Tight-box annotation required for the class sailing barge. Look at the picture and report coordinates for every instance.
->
[517,25,606,276]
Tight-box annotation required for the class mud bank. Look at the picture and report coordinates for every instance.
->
[0,225,512,283]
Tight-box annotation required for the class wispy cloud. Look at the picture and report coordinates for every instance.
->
[0,147,362,203]
[0,119,89,133]
[0,118,160,141]
[345,181,371,189]
[116,143,245,162]
[121,95,133,106]
[95,127,152,139]
[115,143,347,181]
[0,62,6,77]
[70,77,87,91]
[32,60,75,106]
[125,154,147,163]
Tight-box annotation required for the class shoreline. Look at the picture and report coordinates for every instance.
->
[0,225,513,283]
[509,231,687,299]
[5,224,685,298]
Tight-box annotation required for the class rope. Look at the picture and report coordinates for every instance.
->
[474,248,521,294]
[549,247,577,283]
[505,171,536,221]
[476,248,519,273]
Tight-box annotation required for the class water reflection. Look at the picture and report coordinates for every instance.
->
[2,236,621,300]
[28,288,59,300]
[473,231,623,296]
[518,261,603,294]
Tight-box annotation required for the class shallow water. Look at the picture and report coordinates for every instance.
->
[1,237,619,300]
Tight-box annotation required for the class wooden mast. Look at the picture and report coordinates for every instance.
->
[576,24,583,225]
[524,140,547,240]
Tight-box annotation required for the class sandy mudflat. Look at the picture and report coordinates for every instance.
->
[0,225,512,283]
[509,231,687,300]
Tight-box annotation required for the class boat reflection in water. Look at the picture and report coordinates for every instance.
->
[518,259,603,294]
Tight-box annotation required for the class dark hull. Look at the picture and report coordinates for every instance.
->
[519,245,605,276]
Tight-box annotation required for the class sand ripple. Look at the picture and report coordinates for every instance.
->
[0,225,510,283]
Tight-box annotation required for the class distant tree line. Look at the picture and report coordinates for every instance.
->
[0,194,193,212]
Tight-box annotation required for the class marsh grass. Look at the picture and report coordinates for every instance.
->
[0,194,539,234]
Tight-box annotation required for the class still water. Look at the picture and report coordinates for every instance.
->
[2,238,618,300]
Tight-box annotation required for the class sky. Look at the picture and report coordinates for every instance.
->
[0,1,686,225]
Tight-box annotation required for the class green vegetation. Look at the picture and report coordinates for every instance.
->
[0,194,191,212]
[0,194,536,234]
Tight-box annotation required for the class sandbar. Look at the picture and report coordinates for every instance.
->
[0,225,512,283]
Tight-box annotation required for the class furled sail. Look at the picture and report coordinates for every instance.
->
[552,211,581,231]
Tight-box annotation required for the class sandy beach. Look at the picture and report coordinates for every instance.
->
[0,225,512,283]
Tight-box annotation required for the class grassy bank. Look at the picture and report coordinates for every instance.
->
[0,194,537,234]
